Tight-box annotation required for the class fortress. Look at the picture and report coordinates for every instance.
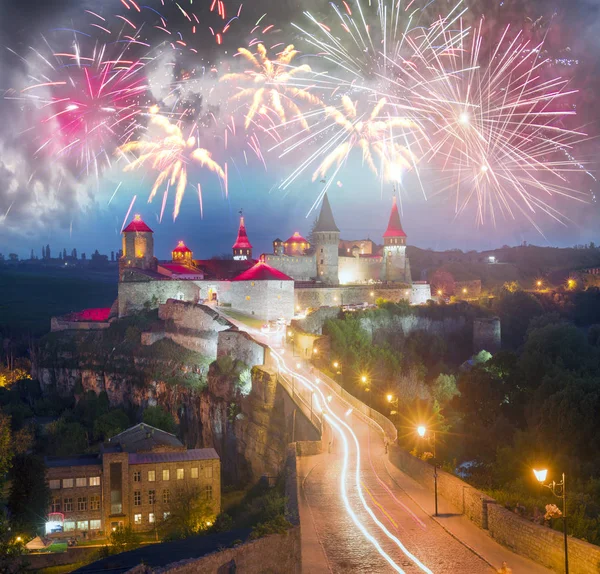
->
[55,194,431,329]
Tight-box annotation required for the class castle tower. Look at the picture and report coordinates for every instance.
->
[313,193,340,285]
[172,241,193,264]
[382,197,410,282]
[120,214,157,275]
[232,213,252,260]
[273,238,284,256]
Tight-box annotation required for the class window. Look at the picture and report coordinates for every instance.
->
[163,512,171,520]
[163,489,170,504]
[89,476,100,486]
[90,520,101,530]
[148,470,155,482]
[162,469,170,481]
[148,490,156,505]
[77,497,87,511]
[205,466,213,479]
[149,513,155,524]
[320,260,324,265]
[134,514,142,525]
[176,468,184,480]
[204,485,213,500]
[64,498,73,512]
[133,471,141,482]
[245,295,251,301]
[76,477,86,487]
[134,491,141,506]
[63,478,74,488]
[64,521,75,532]
[77,521,89,531]
[90,495,100,511]
[51,497,61,513]
[49,479,61,490]
[191,467,199,479]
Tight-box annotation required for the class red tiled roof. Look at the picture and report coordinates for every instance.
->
[232,261,292,281]
[172,241,192,254]
[160,263,203,276]
[123,214,153,233]
[232,216,253,249]
[383,197,407,238]
[285,231,309,244]
[68,308,111,322]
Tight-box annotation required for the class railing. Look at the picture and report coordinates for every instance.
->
[277,371,323,434]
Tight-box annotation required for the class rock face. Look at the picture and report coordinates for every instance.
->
[34,362,312,485]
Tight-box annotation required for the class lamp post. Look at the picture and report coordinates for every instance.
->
[361,374,370,409]
[417,425,438,517]
[386,394,399,434]
[534,469,568,574]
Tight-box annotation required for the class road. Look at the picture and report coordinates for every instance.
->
[221,313,550,574]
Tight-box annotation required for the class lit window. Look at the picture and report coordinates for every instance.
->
[90,520,101,530]
[133,471,141,482]
[76,477,86,487]
[205,466,213,479]
[163,512,170,520]
[77,497,87,511]
[148,490,156,505]
[51,497,61,513]
[148,470,155,482]
[162,469,170,481]
[149,513,155,524]
[176,468,184,480]
[90,495,100,511]
[134,514,142,525]
[49,479,61,490]
[246,296,251,300]
[64,521,75,532]
[251,282,255,287]
[204,485,213,500]
[63,498,73,512]
[63,478,74,489]
[163,489,170,504]
[134,491,141,506]
[191,467,198,479]
[77,521,89,531]
[89,476,100,487]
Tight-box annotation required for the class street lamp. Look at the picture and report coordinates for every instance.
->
[534,469,568,574]
[417,425,438,516]
[387,394,399,434]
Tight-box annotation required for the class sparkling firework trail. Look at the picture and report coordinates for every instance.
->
[118,109,224,220]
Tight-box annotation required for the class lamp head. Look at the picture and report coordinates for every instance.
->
[417,425,426,438]
[361,375,367,383]
[387,394,393,403]
[533,468,548,483]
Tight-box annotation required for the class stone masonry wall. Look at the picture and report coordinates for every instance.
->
[389,446,600,573]
[217,329,268,368]
[228,280,295,321]
[295,285,410,310]
[264,253,316,281]
[159,300,233,332]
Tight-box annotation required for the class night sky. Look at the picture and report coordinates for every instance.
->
[1,0,600,260]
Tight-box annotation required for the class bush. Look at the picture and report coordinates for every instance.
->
[143,406,176,434]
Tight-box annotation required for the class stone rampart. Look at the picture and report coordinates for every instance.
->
[295,285,410,310]
[217,329,268,368]
[50,318,110,331]
[159,300,232,331]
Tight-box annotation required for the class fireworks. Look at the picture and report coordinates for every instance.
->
[220,43,321,129]
[118,109,224,220]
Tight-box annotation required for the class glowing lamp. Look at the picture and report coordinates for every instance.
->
[287,330,292,337]
[16,536,22,543]
[370,292,375,296]
[296,362,301,369]
[463,288,467,294]
[386,394,393,403]
[437,290,443,296]
[333,361,339,369]
[417,425,426,438]
[533,469,548,483]
[361,375,367,383]
[313,348,318,354]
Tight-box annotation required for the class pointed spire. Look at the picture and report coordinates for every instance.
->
[233,212,252,249]
[383,196,406,238]
[313,193,339,233]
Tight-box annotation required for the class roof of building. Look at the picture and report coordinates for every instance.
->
[232,216,253,250]
[273,238,283,243]
[172,241,192,254]
[159,263,203,277]
[383,197,407,238]
[129,448,219,465]
[108,423,184,453]
[313,193,340,233]
[64,308,111,322]
[284,231,309,245]
[123,214,153,233]
[45,453,102,468]
[194,258,255,280]
[232,261,293,282]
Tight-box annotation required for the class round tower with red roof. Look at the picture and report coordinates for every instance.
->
[172,241,193,264]
[120,214,157,277]
[382,197,411,283]
[232,212,253,260]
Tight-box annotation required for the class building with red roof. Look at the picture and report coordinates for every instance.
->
[283,232,310,256]
[172,241,193,264]
[120,215,158,279]
[383,196,407,241]
[232,261,292,282]
[232,214,253,260]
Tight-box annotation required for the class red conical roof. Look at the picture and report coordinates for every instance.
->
[123,214,153,233]
[383,197,406,238]
[232,261,292,281]
[172,241,192,254]
[285,232,309,244]
[232,216,253,250]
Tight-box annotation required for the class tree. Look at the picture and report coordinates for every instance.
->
[431,373,460,406]
[0,414,13,492]
[143,406,176,434]
[8,254,18,262]
[161,484,217,539]
[46,244,50,259]
[494,290,544,348]
[0,512,27,574]
[44,417,88,456]
[7,455,50,535]
[93,410,130,441]
[109,525,141,554]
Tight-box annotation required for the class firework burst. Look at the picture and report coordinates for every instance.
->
[220,43,321,129]
[118,109,224,220]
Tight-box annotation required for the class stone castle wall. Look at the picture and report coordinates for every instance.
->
[263,254,316,281]
[217,329,268,367]
[338,255,382,283]
[159,300,232,332]
[295,285,411,310]
[228,280,295,321]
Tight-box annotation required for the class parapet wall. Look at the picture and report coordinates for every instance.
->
[295,285,410,310]
[388,446,600,573]
[217,329,269,367]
